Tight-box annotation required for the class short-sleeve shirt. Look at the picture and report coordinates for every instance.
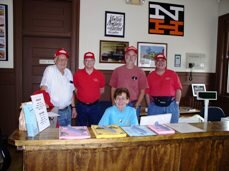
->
[145,69,182,97]
[73,68,105,103]
[109,65,148,101]
[98,105,138,127]
[40,65,74,109]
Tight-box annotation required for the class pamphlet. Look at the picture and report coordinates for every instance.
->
[121,125,156,136]
[22,102,39,137]
[59,126,91,140]
[31,94,50,132]
[147,122,175,135]
[91,125,127,138]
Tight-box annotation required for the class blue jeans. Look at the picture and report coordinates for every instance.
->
[128,101,141,118]
[58,106,72,126]
[76,101,102,126]
[148,101,180,123]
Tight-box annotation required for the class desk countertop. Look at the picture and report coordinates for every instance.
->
[8,121,229,147]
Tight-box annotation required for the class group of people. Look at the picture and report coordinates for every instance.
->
[39,46,182,127]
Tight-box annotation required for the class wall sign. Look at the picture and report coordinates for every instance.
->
[148,2,184,36]
[174,54,181,67]
[105,11,125,37]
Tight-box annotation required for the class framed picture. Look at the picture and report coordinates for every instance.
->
[137,42,167,68]
[105,11,125,37]
[99,40,129,63]
[192,84,206,97]
[0,0,13,68]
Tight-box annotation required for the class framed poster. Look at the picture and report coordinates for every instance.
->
[0,0,13,68]
[99,40,129,63]
[137,42,167,68]
[192,84,206,97]
[105,11,125,37]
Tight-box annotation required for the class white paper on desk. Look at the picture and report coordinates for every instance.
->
[166,123,204,133]
[31,94,50,132]
[140,113,172,125]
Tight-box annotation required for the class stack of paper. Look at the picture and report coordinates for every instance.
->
[59,126,91,140]
[91,125,127,138]
[166,123,204,133]
[121,125,156,136]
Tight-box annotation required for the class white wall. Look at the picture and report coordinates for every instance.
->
[219,0,229,16]
[79,0,220,73]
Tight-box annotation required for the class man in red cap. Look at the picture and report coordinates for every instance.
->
[145,53,182,123]
[40,48,77,126]
[73,52,105,126]
[109,46,148,118]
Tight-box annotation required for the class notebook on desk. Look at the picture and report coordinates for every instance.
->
[140,113,172,125]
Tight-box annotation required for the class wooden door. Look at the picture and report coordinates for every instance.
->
[215,13,229,114]
[23,37,71,101]
[22,0,74,101]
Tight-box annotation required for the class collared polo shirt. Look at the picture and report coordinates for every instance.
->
[109,65,148,101]
[146,69,182,96]
[40,65,74,109]
[73,68,105,103]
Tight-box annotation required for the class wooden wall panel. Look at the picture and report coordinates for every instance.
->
[23,0,72,35]
[0,84,17,136]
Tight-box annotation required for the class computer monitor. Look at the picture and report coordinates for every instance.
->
[140,113,172,125]
[192,84,206,97]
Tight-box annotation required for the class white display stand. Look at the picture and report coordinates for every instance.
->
[197,91,217,122]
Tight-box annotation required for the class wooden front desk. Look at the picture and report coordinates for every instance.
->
[9,122,229,171]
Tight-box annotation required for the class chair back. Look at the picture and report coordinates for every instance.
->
[200,106,225,121]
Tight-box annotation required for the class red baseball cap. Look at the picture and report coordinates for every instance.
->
[84,52,95,59]
[54,48,69,59]
[125,46,138,54]
[155,53,166,61]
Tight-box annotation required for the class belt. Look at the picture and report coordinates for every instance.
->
[151,96,175,102]
[58,106,70,110]
[151,96,175,107]
[77,100,99,106]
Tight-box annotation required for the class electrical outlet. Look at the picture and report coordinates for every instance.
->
[186,53,206,69]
